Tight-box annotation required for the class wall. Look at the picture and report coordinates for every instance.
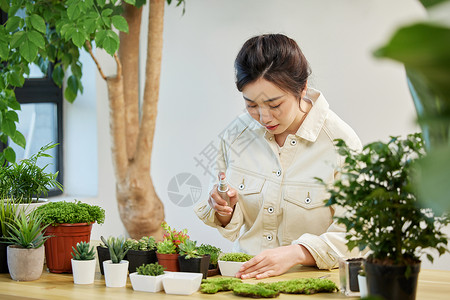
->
[63,0,450,270]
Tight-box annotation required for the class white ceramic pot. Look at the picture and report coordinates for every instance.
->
[7,245,45,281]
[129,272,166,292]
[17,199,49,216]
[358,274,368,298]
[103,260,129,287]
[162,272,203,295]
[218,260,244,277]
[71,259,96,284]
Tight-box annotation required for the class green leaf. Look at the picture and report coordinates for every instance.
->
[72,31,86,48]
[124,0,136,5]
[11,130,26,149]
[4,147,16,164]
[419,0,450,8]
[27,30,45,49]
[19,38,38,62]
[0,0,9,12]
[5,110,18,122]
[94,29,107,47]
[7,72,24,88]
[8,4,20,16]
[52,65,64,87]
[67,75,78,94]
[97,0,106,7]
[111,15,128,33]
[7,98,21,110]
[101,9,113,17]
[2,119,16,137]
[0,41,9,60]
[30,14,46,33]
[10,31,26,48]
[67,3,81,20]
[71,63,82,78]
[135,0,146,8]
[103,36,118,56]
[64,86,77,103]
[6,16,21,32]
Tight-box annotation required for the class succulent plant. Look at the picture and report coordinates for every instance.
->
[219,252,253,262]
[197,244,221,267]
[136,263,165,276]
[156,239,177,254]
[101,236,128,263]
[178,239,201,259]
[71,241,95,260]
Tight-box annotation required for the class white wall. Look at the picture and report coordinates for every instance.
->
[63,0,450,270]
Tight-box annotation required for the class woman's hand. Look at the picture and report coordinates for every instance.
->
[235,245,315,279]
[208,184,238,226]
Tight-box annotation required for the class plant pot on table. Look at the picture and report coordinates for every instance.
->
[71,258,96,284]
[7,245,45,281]
[103,260,129,288]
[127,249,157,273]
[178,254,210,279]
[338,257,364,296]
[96,246,111,275]
[156,252,179,272]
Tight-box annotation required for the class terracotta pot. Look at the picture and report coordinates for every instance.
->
[156,252,180,272]
[44,223,93,273]
[7,245,45,281]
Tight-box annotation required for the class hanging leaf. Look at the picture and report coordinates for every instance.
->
[4,147,16,164]
[11,131,26,149]
[111,15,128,33]
[30,14,46,33]
[19,37,38,62]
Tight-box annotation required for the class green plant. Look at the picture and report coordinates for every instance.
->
[100,236,128,264]
[35,200,105,225]
[6,209,50,249]
[200,277,242,294]
[125,236,156,251]
[232,283,280,298]
[0,143,63,203]
[257,278,338,295]
[161,222,189,253]
[136,262,165,276]
[178,239,201,259]
[197,244,221,267]
[219,252,253,262]
[0,198,19,240]
[318,133,450,266]
[71,241,95,260]
[156,239,177,254]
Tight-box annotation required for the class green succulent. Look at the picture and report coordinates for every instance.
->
[126,236,157,251]
[136,263,165,276]
[71,241,95,260]
[156,239,177,254]
[101,236,128,263]
[219,252,253,262]
[197,244,221,267]
[178,239,201,259]
[6,209,50,249]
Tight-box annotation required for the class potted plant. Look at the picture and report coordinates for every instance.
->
[125,236,157,273]
[319,133,450,300]
[129,262,166,292]
[218,252,254,277]
[0,143,63,212]
[6,209,50,281]
[0,198,19,273]
[71,241,96,284]
[197,243,221,276]
[35,200,105,273]
[338,257,364,296]
[178,239,210,279]
[155,222,189,272]
[101,236,129,288]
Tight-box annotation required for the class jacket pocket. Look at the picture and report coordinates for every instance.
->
[281,183,332,244]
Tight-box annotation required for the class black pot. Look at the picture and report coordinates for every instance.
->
[127,249,157,273]
[348,258,364,292]
[96,246,110,275]
[0,242,10,273]
[178,254,210,279]
[366,260,421,300]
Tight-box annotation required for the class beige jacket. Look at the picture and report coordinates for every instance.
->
[194,88,364,269]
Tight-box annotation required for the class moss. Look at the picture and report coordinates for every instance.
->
[200,277,242,293]
[220,252,254,262]
[232,283,280,298]
[257,278,338,295]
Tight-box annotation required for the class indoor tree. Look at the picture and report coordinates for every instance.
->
[0,0,185,238]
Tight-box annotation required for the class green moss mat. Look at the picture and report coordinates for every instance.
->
[233,283,280,298]
[257,278,338,294]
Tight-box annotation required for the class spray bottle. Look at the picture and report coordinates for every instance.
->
[217,172,230,206]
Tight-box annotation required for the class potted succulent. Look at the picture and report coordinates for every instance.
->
[125,236,157,273]
[0,198,19,273]
[197,243,221,276]
[178,239,210,279]
[155,222,189,272]
[6,209,50,281]
[218,252,254,277]
[101,236,129,288]
[319,133,450,300]
[129,262,166,292]
[71,241,96,284]
[0,143,63,212]
[35,200,105,273]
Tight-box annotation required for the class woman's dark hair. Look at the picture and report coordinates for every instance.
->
[235,34,311,98]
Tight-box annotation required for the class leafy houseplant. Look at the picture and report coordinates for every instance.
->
[101,236,129,288]
[71,241,96,285]
[0,199,19,273]
[6,209,50,281]
[156,222,189,272]
[129,263,167,293]
[124,236,157,273]
[319,133,450,300]
[178,239,210,279]
[35,200,105,273]
[218,252,254,277]
[0,143,63,204]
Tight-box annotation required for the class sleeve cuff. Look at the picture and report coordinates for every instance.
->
[291,233,340,270]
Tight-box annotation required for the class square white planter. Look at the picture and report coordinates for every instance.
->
[129,272,166,292]
[218,260,244,277]
[162,272,202,295]
[71,259,96,284]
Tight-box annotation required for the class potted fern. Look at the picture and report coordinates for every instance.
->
[319,133,450,300]
[71,241,96,284]
[178,239,210,279]
[218,253,254,277]
[6,209,50,281]
[124,236,157,273]
[129,262,166,292]
[101,236,129,287]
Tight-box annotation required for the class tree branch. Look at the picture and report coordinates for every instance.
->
[85,41,107,81]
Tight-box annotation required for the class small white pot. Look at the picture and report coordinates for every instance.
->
[129,272,166,292]
[162,272,203,295]
[103,260,129,287]
[71,259,96,284]
[358,274,368,298]
[218,260,244,277]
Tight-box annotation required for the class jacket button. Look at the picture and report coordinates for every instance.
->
[267,207,274,214]
[305,197,311,204]
[290,140,297,146]
[266,234,273,241]
[239,184,245,190]
[275,170,281,177]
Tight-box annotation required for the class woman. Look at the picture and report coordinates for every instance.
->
[194,34,364,279]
